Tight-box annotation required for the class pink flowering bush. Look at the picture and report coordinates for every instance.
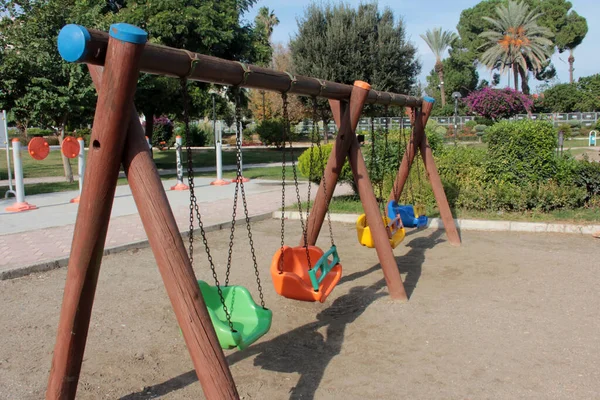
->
[465,88,533,121]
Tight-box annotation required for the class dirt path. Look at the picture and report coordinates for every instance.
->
[1,220,599,399]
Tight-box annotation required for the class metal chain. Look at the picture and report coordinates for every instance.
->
[278,94,287,273]
[181,79,234,332]
[233,88,265,308]
[313,98,335,247]
[405,108,416,204]
[381,108,390,216]
[370,116,384,216]
[282,93,312,269]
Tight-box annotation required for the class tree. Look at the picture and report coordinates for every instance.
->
[253,7,279,120]
[107,0,266,143]
[478,0,554,92]
[290,2,420,132]
[555,11,587,84]
[425,44,478,112]
[248,44,305,122]
[539,83,581,112]
[420,27,457,107]
[0,0,101,182]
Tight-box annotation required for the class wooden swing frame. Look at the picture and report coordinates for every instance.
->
[47,23,459,400]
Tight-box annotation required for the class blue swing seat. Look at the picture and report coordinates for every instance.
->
[387,200,428,229]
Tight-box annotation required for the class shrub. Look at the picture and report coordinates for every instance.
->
[557,123,572,139]
[171,123,207,147]
[574,159,600,198]
[256,118,295,148]
[297,144,354,191]
[152,116,174,148]
[464,87,533,121]
[486,120,557,184]
[27,128,54,137]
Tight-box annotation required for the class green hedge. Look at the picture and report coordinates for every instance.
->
[486,120,557,184]
[297,143,354,190]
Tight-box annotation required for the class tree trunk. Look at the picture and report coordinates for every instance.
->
[513,63,519,91]
[568,49,575,84]
[57,117,74,183]
[437,62,446,107]
[519,66,530,95]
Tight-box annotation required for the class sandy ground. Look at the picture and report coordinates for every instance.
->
[1,219,600,400]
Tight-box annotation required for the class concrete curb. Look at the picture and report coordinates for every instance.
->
[275,211,600,236]
[0,212,273,281]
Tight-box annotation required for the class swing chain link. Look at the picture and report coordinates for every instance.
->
[181,79,234,332]
[232,88,265,308]
[313,98,335,247]
[279,94,288,273]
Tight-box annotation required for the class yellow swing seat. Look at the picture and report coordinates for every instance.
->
[356,213,406,249]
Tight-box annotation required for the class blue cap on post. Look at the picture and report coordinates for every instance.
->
[57,24,91,63]
[109,23,147,44]
[423,96,436,104]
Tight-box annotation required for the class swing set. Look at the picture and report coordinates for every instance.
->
[47,23,460,400]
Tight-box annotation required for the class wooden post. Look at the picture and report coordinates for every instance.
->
[88,66,239,399]
[303,83,365,246]
[387,97,461,246]
[389,101,433,202]
[47,24,148,399]
[419,133,461,246]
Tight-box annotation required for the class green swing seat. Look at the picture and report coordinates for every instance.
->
[198,280,272,351]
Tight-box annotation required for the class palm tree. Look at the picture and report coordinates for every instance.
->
[256,7,280,45]
[478,0,553,91]
[420,27,457,106]
[255,7,279,120]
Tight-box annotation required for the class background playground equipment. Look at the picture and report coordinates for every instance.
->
[49,22,458,399]
[271,95,342,303]
[70,138,85,203]
[590,130,597,146]
[355,111,407,247]
[211,119,230,186]
[4,139,37,212]
[1,110,17,199]
[387,99,460,246]
[169,135,189,191]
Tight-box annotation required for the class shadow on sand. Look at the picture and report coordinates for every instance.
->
[120,229,445,400]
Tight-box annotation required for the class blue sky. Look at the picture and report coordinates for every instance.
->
[246,0,600,93]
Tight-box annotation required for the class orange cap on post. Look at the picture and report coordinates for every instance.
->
[354,81,371,91]
[12,138,20,143]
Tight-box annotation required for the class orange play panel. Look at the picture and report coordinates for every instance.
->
[61,136,80,159]
[28,137,50,160]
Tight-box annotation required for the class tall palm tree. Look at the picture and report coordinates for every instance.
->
[420,27,457,106]
[256,7,280,45]
[478,0,553,91]
[255,7,279,120]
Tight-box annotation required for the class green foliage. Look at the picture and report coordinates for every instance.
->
[540,74,600,112]
[255,119,293,148]
[557,123,572,138]
[151,116,174,148]
[574,159,600,198]
[297,144,354,190]
[486,120,557,183]
[426,46,478,107]
[291,2,420,95]
[171,123,207,147]
[27,128,55,137]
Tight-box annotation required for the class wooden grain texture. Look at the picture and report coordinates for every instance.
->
[46,36,145,400]
[303,86,362,246]
[87,65,239,399]
[77,29,421,107]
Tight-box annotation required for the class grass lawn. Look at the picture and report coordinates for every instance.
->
[290,194,600,225]
[0,147,298,181]
[0,166,302,198]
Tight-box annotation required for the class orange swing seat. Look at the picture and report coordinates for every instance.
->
[270,245,342,303]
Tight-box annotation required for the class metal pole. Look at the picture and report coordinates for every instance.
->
[5,139,37,212]
[68,26,421,108]
[145,135,151,149]
[211,108,229,185]
[2,110,16,198]
[70,138,86,203]
[170,136,189,190]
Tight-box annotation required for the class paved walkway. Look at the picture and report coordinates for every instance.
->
[0,176,352,278]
